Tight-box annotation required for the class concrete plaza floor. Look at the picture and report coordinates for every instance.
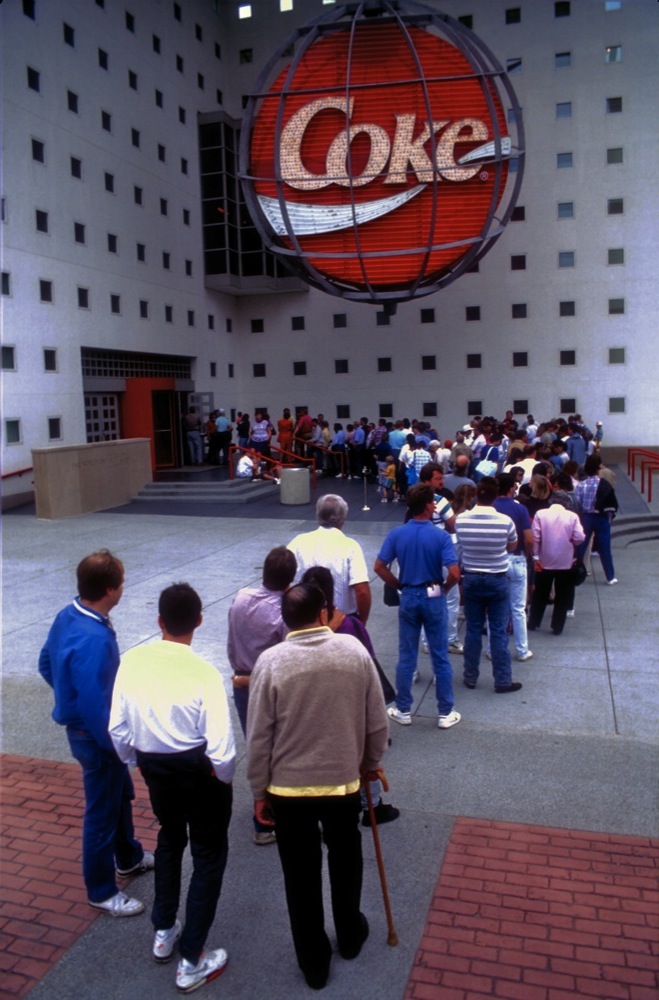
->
[1,468,658,998]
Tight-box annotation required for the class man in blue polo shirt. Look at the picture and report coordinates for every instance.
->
[374,483,461,729]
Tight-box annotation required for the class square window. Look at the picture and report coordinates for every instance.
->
[377,357,392,373]
[557,152,573,168]
[293,361,307,376]
[507,58,522,74]
[63,22,75,46]
[153,35,161,54]
[6,419,22,445]
[208,315,215,331]
[134,186,143,205]
[129,71,138,91]
[606,96,623,113]
[140,300,149,319]
[215,42,221,59]
[32,138,45,162]
[511,254,526,270]
[173,2,182,20]
[40,279,53,302]
[158,144,166,162]
[110,293,121,314]
[155,89,163,108]
[560,397,576,413]
[209,361,216,377]
[179,107,187,124]
[240,49,253,64]
[513,400,528,415]
[107,233,117,253]
[555,2,571,16]
[126,10,135,32]
[557,201,574,219]
[335,359,349,374]
[608,248,624,265]
[513,351,528,367]
[181,158,188,175]
[380,403,394,419]
[176,54,184,73]
[560,350,576,366]
[187,310,195,327]
[555,51,571,68]
[512,303,527,319]
[467,353,482,369]
[196,23,203,41]
[101,110,112,132]
[560,301,576,316]
[160,198,168,216]
[27,66,40,92]
[77,287,89,308]
[74,222,86,244]
[333,313,347,329]
[421,355,436,371]
[197,73,205,91]
[608,198,624,215]
[511,206,525,221]
[216,90,223,106]
[291,316,305,331]
[505,8,521,24]
[71,156,82,178]
[23,0,36,18]
[467,401,482,417]
[136,243,146,262]
[558,251,575,268]
[458,15,473,29]
[422,402,437,418]
[165,305,173,322]
[420,308,435,323]
[185,259,192,276]
[228,363,234,377]
[376,312,390,327]
[226,319,233,333]
[608,298,625,315]
[556,102,572,118]
[67,90,79,113]
[131,128,140,148]
[162,252,171,270]
[607,146,623,164]
[1,272,10,296]
[605,45,622,63]
[253,363,266,378]
[609,397,625,413]
[104,172,115,193]
[36,210,48,233]
[98,48,108,70]
[2,345,16,369]
[183,209,190,226]
[609,347,626,364]
[466,306,481,321]
[336,404,350,419]
[251,318,264,333]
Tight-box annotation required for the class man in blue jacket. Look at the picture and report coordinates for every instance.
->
[39,550,152,916]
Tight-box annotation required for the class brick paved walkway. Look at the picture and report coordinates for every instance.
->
[2,756,657,1000]
[0,755,156,1000]
[406,817,659,1000]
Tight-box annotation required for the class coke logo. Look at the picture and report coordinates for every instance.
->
[243,15,523,302]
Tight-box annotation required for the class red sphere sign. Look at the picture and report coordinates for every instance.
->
[241,4,524,303]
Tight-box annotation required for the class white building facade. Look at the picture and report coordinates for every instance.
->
[2,0,657,504]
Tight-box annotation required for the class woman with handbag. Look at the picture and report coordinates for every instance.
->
[528,494,586,636]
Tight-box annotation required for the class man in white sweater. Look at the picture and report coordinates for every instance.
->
[247,583,389,991]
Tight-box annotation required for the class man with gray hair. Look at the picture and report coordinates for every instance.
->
[287,494,371,622]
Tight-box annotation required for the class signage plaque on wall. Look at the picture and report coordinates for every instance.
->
[240,1,524,305]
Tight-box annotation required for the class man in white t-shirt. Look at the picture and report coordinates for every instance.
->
[287,495,371,622]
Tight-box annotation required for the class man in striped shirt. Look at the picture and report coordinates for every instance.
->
[454,478,523,694]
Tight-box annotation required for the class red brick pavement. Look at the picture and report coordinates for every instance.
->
[406,817,659,1000]
[0,754,156,1000]
[2,757,658,1000]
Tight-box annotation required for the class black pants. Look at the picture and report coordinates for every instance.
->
[137,747,232,964]
[529,568,575,635]
[271,793,363,980]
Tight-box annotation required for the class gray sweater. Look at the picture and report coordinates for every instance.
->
[246,627,389,799]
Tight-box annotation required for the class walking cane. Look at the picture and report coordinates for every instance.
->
[364,772,398,946]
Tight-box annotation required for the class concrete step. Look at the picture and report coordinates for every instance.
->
[134,480,279,504]
[611,514,659,545]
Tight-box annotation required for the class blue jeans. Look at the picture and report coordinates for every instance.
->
[396,586,455,715]
[67,729,143,903]
[463,573,512,688]
[578,513,615,582]
[507,554,530,657]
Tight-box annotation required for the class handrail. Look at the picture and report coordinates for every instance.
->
[228,445,317,489]
[1,467,34,480]
[627,448,659,503]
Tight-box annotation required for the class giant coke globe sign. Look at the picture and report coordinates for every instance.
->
[240,1,525,305]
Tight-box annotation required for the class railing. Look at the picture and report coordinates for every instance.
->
[291,435,349,479]
[228,444,318,488]
[1,466,34,480]
[627,448,659,503]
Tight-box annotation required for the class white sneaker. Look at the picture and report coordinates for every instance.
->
[413,671,420,684]
[116,851,155,877]
[89,891,144,917]
[176,949,228,993]
[606,578,618,586]
[153,919,182,963]
[516,651,533,662]
[387,706,412,726]
[448,641,464,654]
[566,610,575,618]
[438,710,461,729]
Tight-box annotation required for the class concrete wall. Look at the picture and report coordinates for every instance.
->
[32,439,151,519]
